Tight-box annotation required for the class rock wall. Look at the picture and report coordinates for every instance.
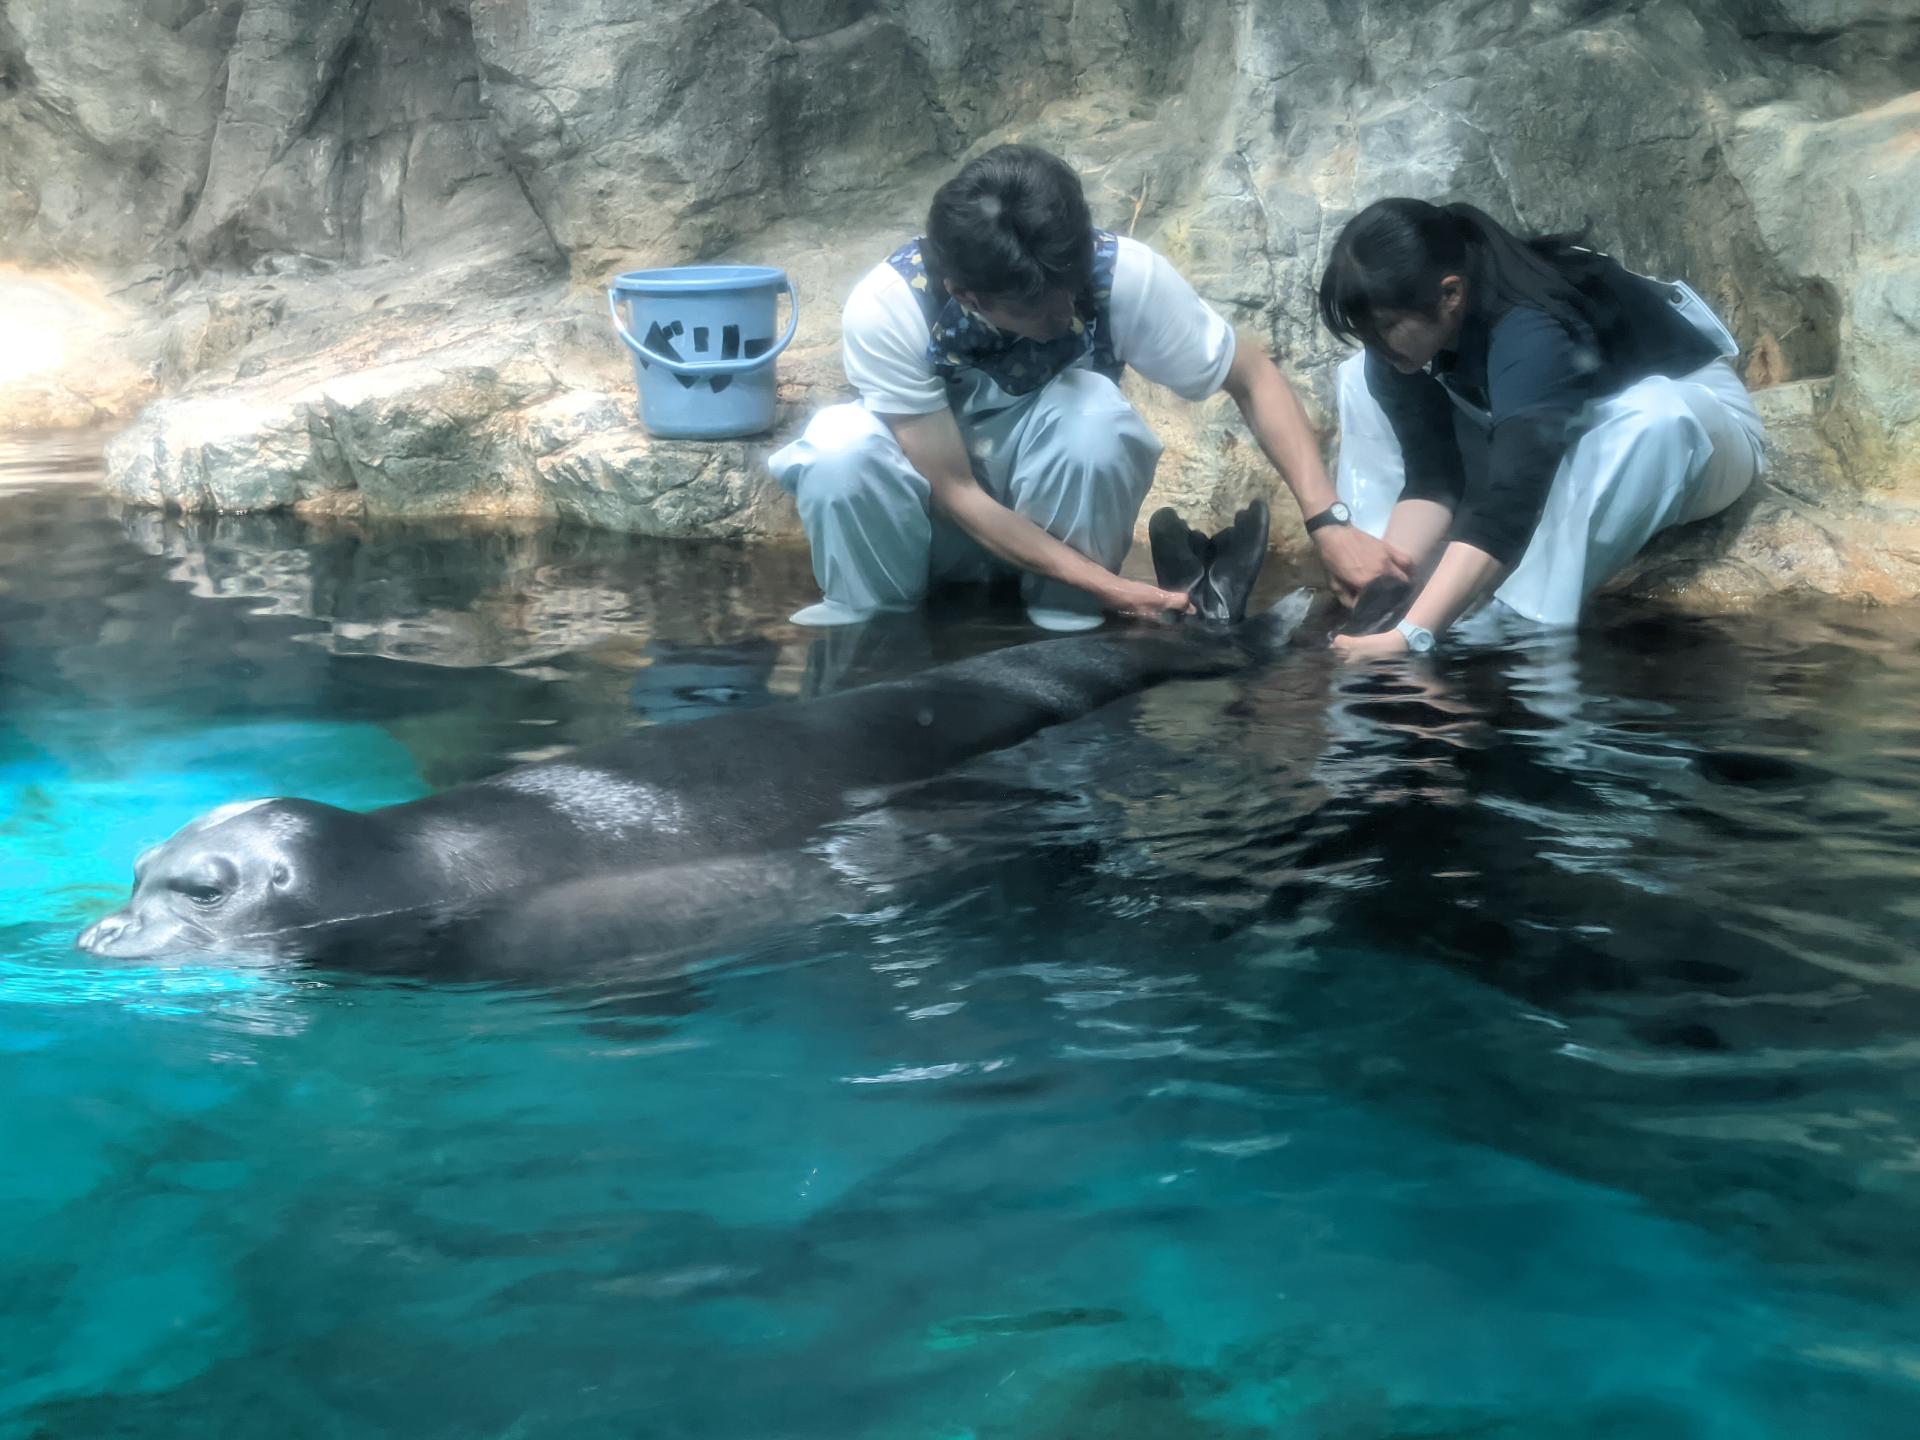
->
[2,0,1916,605]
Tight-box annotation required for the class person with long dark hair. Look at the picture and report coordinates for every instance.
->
[1315,198,1766,658]
[769,144,1409,632]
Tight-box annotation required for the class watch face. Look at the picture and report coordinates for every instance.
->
[1330,503,1351,523]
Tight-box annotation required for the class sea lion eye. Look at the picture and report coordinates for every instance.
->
[171,856,239,907]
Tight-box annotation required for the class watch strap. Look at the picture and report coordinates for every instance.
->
[1304,504,1350,536]
[1395,618,1436,652]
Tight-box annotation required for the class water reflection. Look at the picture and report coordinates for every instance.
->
[118,507,819,671]
[110,506,1055,713]
[1287,609,1920,1039]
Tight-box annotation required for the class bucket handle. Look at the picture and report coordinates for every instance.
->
[606,277,799,377]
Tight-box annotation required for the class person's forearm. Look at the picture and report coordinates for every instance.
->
[1228,350,1337,519]
[932,482,1121,604]
[1384,499,1453,574]
[1405,541,1505,634]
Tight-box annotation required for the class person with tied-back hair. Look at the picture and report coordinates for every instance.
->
[1315,198,1767,659]
[770,143,1410,632]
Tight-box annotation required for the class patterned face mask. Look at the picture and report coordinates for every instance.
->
[887,233,1122,398]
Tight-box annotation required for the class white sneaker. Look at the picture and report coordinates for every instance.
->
[789,599,908,628]
[1025,605,1106,633]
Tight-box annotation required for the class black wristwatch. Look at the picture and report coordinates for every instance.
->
[1304,501,1352,536]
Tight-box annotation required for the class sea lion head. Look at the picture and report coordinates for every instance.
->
[76,798,377,959]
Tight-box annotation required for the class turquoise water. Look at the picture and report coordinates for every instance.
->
[5,436,1920,1436]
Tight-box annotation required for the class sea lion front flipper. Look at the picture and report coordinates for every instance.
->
[1335,574,1414,637]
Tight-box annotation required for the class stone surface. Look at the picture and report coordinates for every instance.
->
[2,0,1917,609]
[1727,91,1920,487]
[88,248,814,538]
[0,1,229,266]
[531,418,800,539]
[1615,379,1920,610]
[0,268,152,429]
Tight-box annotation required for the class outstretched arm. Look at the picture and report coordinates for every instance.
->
[881,408,1192,620]
[1220,335,1413,604]
[1332,538,1505,659]
[1334,309,1597,659]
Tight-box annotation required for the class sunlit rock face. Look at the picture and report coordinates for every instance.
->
[1,0,1915,606]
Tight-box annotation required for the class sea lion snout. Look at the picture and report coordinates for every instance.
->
[76,911,132,956]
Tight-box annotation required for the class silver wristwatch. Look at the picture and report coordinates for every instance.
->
[1395,618,1436,653]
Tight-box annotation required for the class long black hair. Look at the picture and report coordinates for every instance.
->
[924,144,1095,304]
[1317,198,1610,352]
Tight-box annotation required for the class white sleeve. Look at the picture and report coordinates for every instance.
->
[1106,237,1237,401]
[841,263,948,416]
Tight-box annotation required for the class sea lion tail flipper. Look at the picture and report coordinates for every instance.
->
[1148,507,1208,598]
[1200,499,1270,624]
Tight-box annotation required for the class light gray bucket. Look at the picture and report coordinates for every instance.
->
[607,265,799,439]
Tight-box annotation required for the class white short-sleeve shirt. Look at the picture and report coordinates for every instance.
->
[840,236,1238,417]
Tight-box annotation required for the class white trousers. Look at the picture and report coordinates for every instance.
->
[767,369,1163,620]
[1333,338,1767,627]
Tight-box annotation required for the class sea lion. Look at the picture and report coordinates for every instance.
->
[78,504,1303,967]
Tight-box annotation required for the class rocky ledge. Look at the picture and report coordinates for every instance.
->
[90,259,811,542]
